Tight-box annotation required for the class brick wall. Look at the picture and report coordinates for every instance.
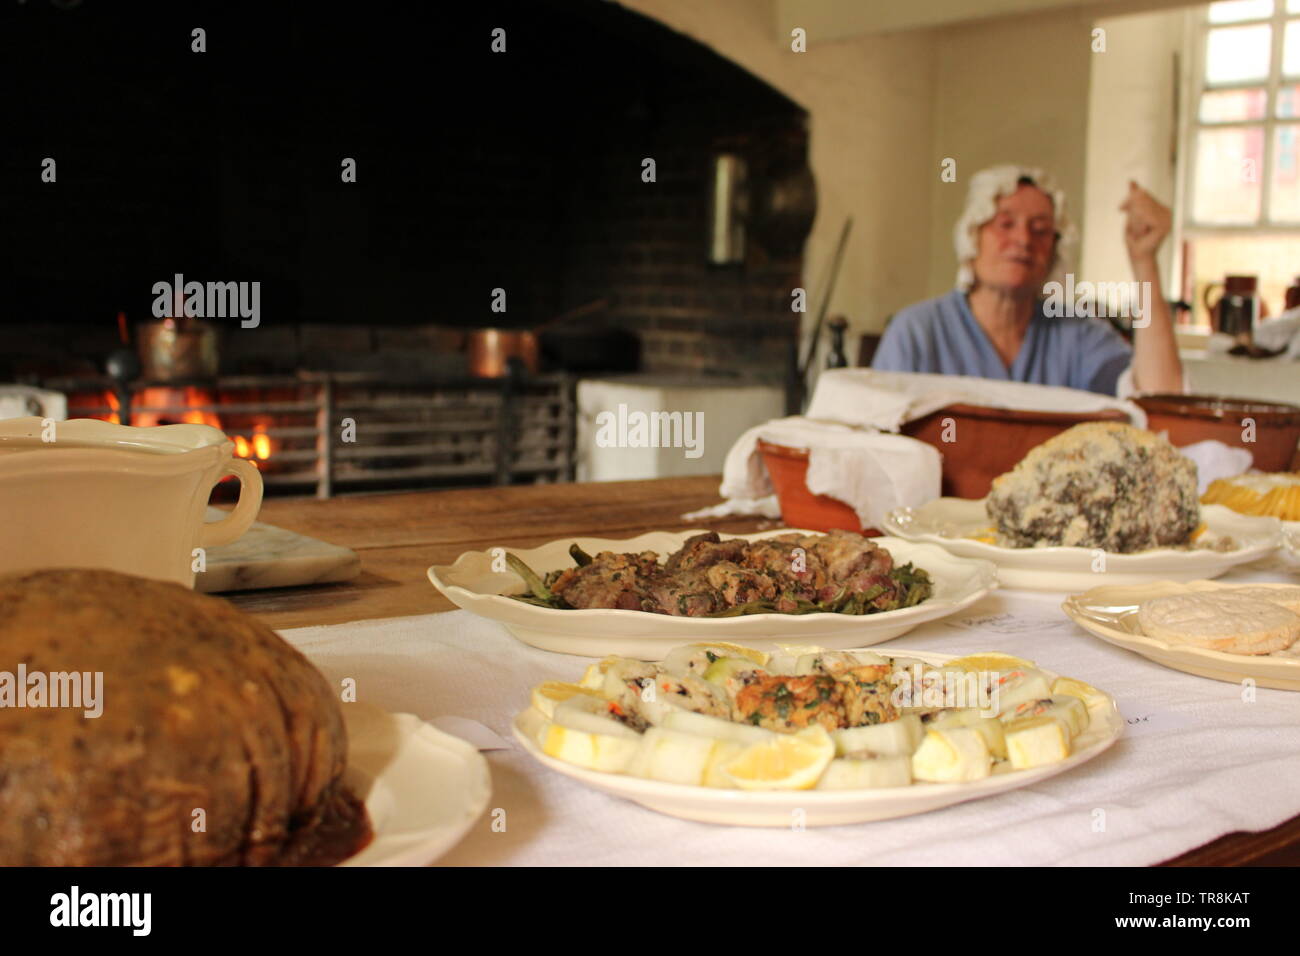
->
[558,113,808,380]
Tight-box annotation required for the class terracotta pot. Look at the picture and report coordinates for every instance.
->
[1134,394,1300,472]
[901,404,1132,499]
[756,439,876,534]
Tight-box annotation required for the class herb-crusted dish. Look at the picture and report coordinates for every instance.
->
[986,422,1200,553]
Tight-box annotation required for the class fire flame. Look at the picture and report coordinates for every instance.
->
[98,388,274,466]
[232,425,272,463]
[251,426,271,460]
[131,387,222,429]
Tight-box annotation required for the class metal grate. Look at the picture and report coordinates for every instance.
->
[50,371,575,498]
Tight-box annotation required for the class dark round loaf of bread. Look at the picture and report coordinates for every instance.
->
[0,569,365,866]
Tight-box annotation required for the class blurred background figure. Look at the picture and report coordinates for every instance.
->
[873,166,1183,396]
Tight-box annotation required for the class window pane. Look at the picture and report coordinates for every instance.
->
[1209,0,1273,22]
[1286,20,1300,75]
[1279,83,1300,116]
[1201,87,1269,121]
[1270,125,1300,221]
[1206,25,1272,84]
[1193,126,1265,223]
[1291,0,1300,12]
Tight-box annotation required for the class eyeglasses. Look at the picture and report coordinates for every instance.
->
[986,214,1058,245]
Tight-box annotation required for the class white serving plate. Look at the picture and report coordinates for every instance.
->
[1283,521,1300,567]
[882,500,1281,591]
[340,704,491,866]
[428,530,997,658]
[511,650,1122,827]
[1062,580,1300,692]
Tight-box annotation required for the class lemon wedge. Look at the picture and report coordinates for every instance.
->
[531,681,603,718]
[703,741,748,788]
[1051,676,1107,714]
[947,652,1036,672]
[720,726,835,791]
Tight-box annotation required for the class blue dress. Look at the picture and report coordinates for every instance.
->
[871,290,1132,395]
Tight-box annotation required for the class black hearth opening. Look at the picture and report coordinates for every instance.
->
[2,0,813,494]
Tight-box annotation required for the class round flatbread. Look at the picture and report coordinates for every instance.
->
[1138,592,1300,655]
[1216,585,1300,617]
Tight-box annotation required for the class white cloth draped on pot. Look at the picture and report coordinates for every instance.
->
[698,416,941,530]
[689,370,1147,528]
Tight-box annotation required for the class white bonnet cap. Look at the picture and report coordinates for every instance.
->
[953,164,1076,292]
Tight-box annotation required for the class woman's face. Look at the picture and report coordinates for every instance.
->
[971,184,1057,294]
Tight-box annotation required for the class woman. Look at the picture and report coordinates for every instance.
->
[872,165,1183,396]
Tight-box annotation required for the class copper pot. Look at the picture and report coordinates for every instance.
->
[136,318,218,381]
[467,329,539,378]
[466,298,609,378]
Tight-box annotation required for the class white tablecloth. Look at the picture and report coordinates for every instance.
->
[280,556,1300,867]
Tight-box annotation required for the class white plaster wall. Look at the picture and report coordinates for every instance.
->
[926,8,1097,296]
[1079,7,1185,297]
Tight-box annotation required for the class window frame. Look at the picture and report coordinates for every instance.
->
[1181,1,1300,233]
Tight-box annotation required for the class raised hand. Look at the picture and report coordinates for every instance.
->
[1119,180,1172,264]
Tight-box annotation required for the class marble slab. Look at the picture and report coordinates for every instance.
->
[198,507,361,593]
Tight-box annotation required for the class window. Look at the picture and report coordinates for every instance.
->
[1182,0,1300,324]
[1190,0,1300,226]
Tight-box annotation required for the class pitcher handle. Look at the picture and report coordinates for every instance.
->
[199,458,264,547]
[1202,281,1223,314]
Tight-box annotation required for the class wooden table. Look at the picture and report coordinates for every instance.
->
[225,476,776,629]
[226,475,1298,866]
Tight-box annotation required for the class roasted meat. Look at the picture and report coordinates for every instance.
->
[535,530,927,618]
[546,550,660,610]
[664,534,748,572]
